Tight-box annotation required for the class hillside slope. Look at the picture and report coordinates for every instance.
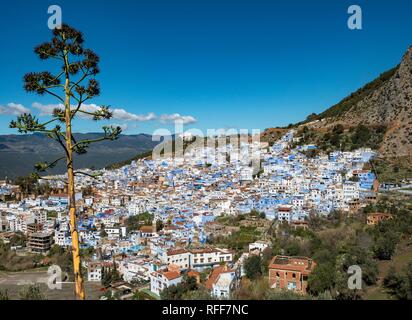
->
[309,46,412,157]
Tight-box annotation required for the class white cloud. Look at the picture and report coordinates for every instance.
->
[0,103,30,115]
[112,123,129,132]
[112,108,156,121]
[32,102,62,116]
[16,102,197,126]
[32,102,157,122]
[160,113,197,125]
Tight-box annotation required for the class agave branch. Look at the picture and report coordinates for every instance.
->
[74,105,112,121]
[74,171,102,179]
[102,125,122,140]
[10,114,46,133]
[71,125,122,152]
[69,67,91,92]
[34,156,66,172]
[35,42,64,61]
[41,117,62,127]
[24,72,65,102]
[54,132,70,158]
[47,90,65,102]
[70,92,84,104]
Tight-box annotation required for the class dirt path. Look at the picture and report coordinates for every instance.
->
[0,270,104,300]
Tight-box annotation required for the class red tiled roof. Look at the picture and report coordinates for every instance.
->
[167,248,188,256]
[278,207,291,212]
[268,255,315,275]
[140,226,155,233]
[367,212,392,218]
[187,270,200,278]
[162,270,181,281]
[205,265,234,290]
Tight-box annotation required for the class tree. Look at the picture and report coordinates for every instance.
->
[160,283,183,300]
[244,255,263,280]
[383,266,402,291]
[101,263,122,287]
[333,267,362,300]
[182,275,198,291]
[125,212,153,232]
[181,286,212,300]
[160,276,199,300]
[233,277,269,300]
[48,244,65,257]
[9,232,27,247]
[0,289,9,300]
[19,285,46,300]
[156,219,164,232]
[401,262,412,300]
[306,113,318,122]
[332,124,344,135]
[351,125,371,149]
[343,246,378,286]
[15,175,38,196]
[384,263,412,299]
[47,210,58,219]
[373,235,397,260]
[307,263,336,296]
[9,25,122,300]
[265,289,313,300]
[285,241,301,256]
[261,247,274,272]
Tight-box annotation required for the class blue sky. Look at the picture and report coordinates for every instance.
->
[0,0,411,135]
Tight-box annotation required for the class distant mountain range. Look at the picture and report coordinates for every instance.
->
[0,133,159,179]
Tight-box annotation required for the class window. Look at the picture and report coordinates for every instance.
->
[287,282,297,290]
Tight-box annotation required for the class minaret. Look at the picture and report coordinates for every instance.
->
[152,215,157,233]
[192,228,200,246]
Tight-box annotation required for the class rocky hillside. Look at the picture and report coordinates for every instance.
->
[307,46,412,158]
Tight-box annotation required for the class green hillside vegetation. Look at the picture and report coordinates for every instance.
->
[293,124,387,155]
[302,66,399,123]
[226,194,412,300]
[370,156,412,184]
[125,212,154,232]
[0,234,44,271]
[105,150,153,170]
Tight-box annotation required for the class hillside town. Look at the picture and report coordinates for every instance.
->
[0,129,389,299]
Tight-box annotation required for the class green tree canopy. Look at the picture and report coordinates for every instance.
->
[244,255,263,280]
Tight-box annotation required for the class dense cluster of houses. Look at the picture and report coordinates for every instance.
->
[0,130,382,298]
